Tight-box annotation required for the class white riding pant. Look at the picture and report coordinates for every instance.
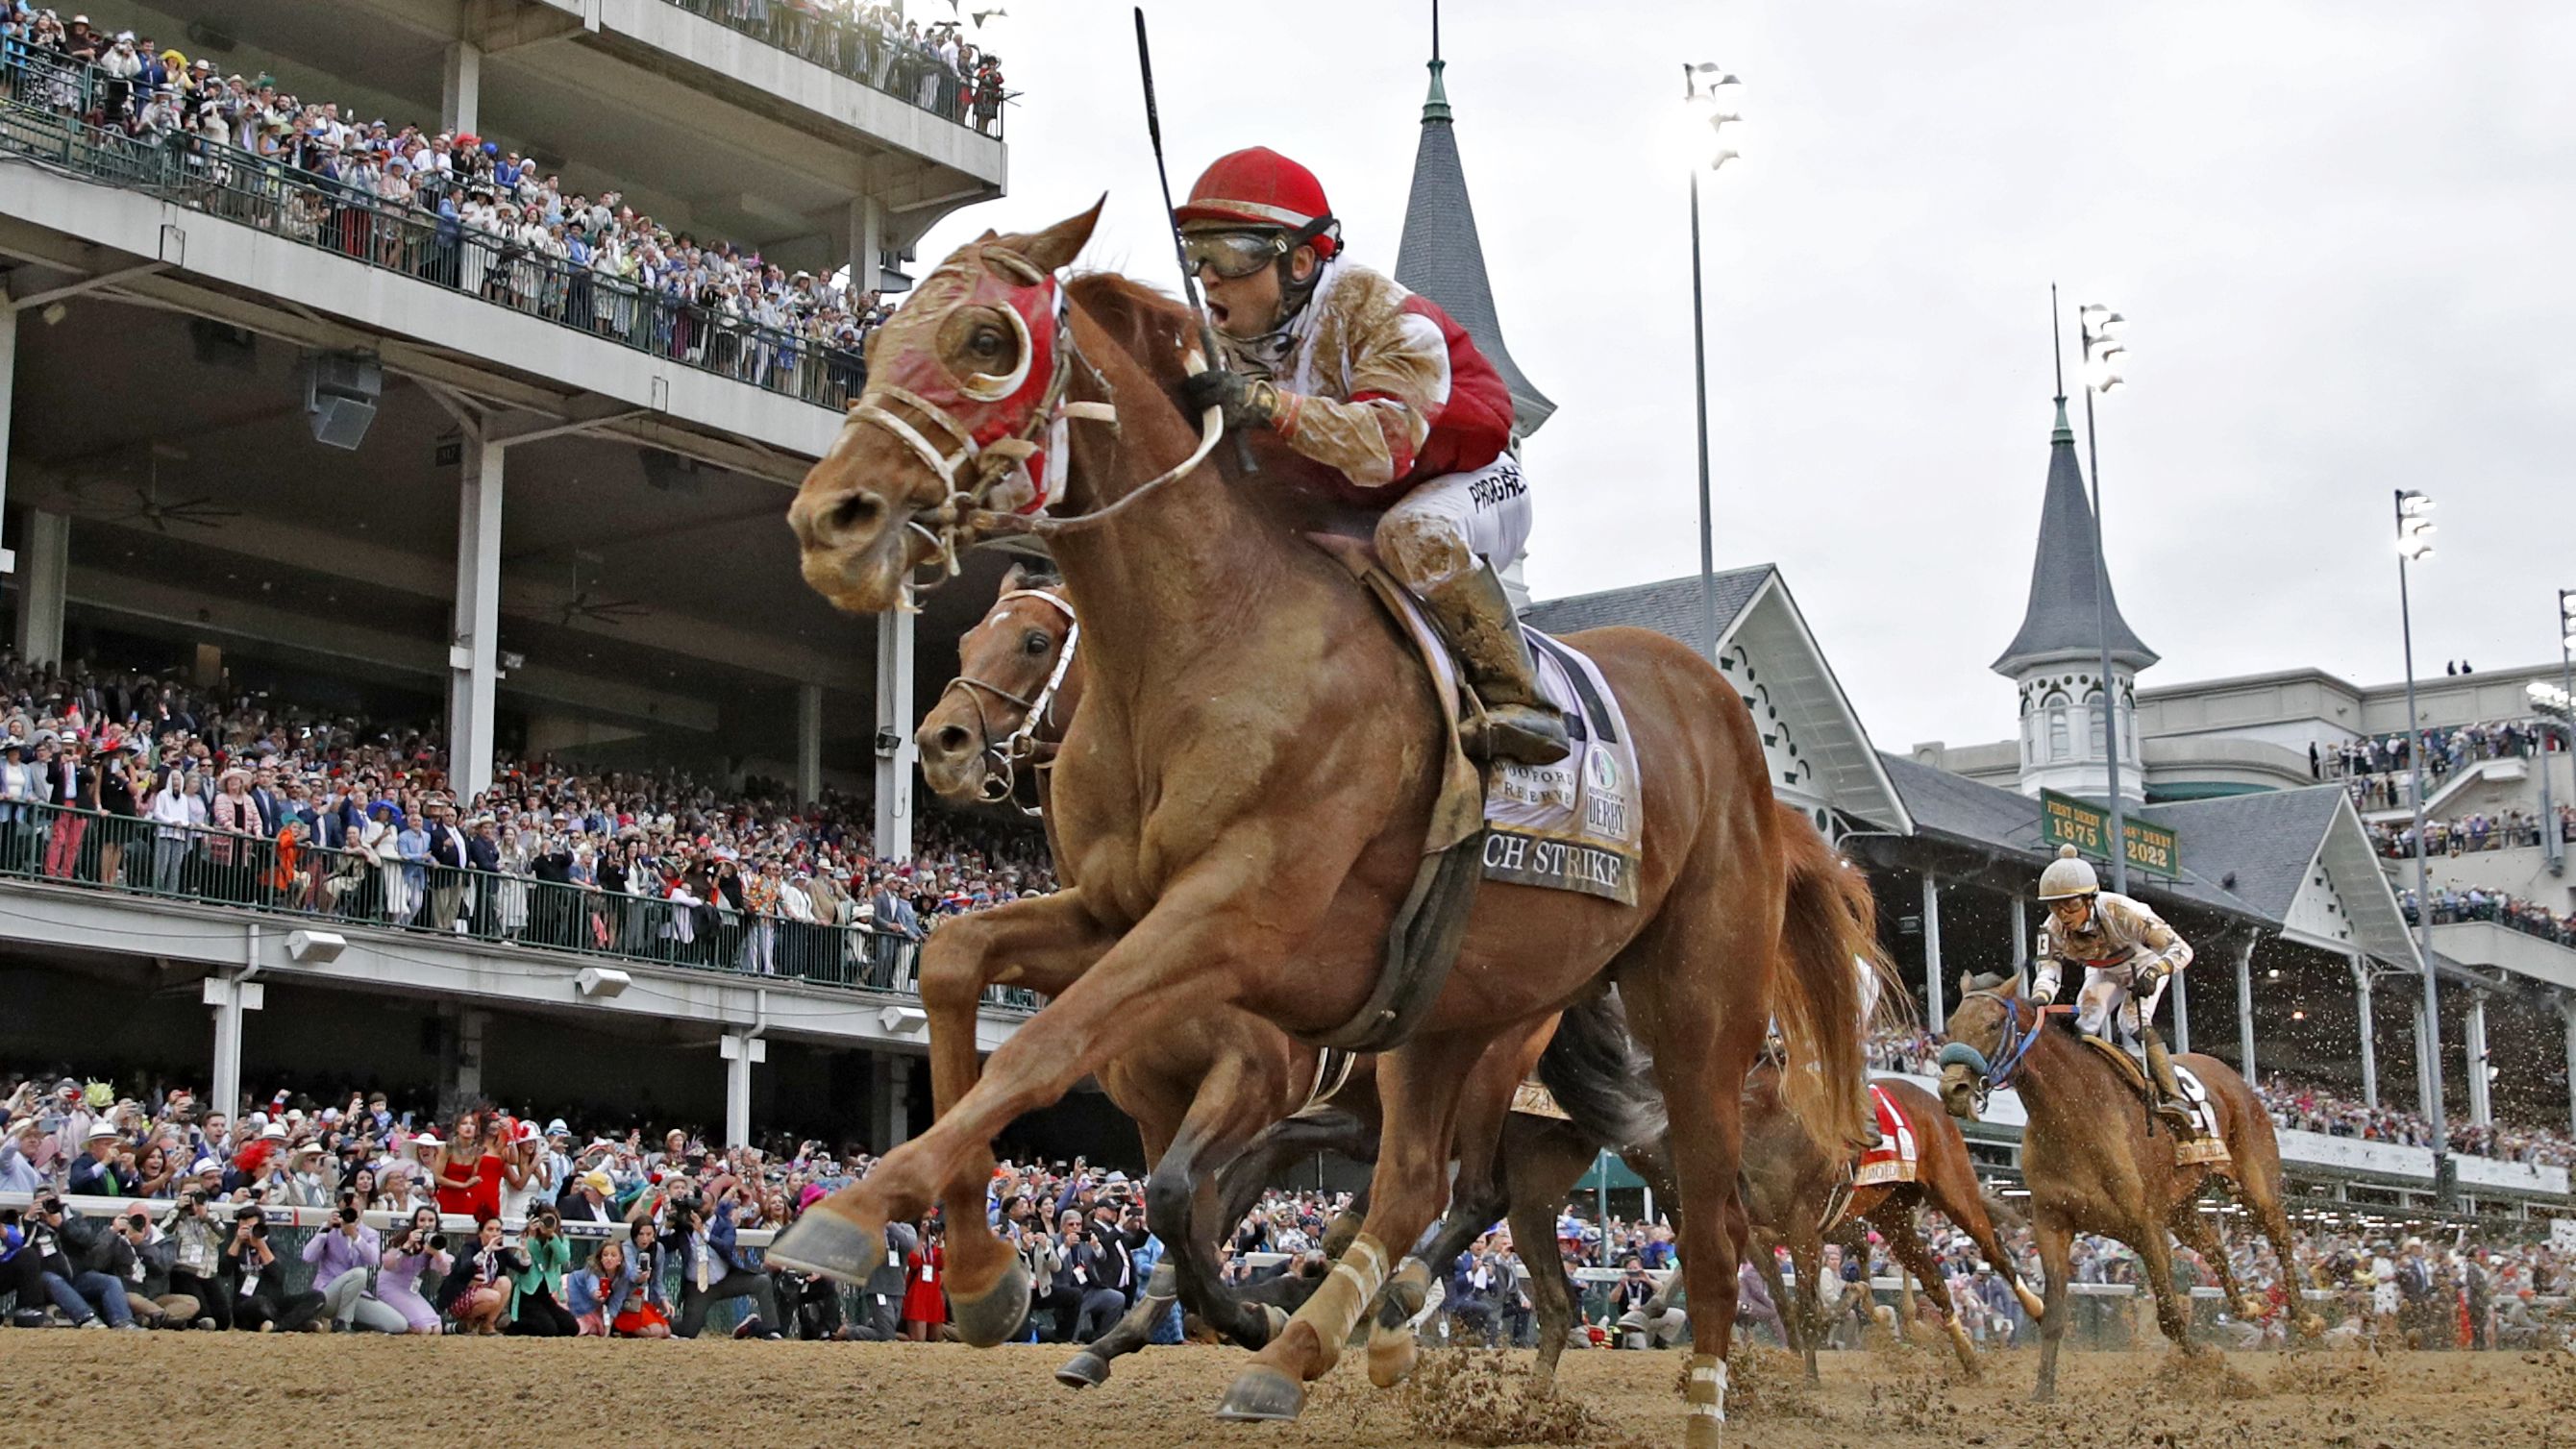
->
[2071,964,2169,1042]
[1375,454,1533,594]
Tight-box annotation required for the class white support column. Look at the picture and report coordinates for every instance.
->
[440,1006,487,1118]
[0,300,16,574]
[447,438,504,803]
[2353,956,2379,1109]
[2465,993,2492,1128]
[2009,895,2028,974]
[12,509,68,667]
[2415,998,2437,1124]
[849,194,885,296]
[871,1053,912,1150]
[2169,962,2191,1054]
[2234,933,2258,1083]
[2560,995,2576,1137]
[797,682,825,808]
[1920,876,1944,1027]
[874,609,915,861]
[440,41,482,135]
[720,1032,766,1148]
[203,974,263,1119]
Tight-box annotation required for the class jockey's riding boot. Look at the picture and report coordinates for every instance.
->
[2141,1025,2196,1135]
[1420,561,1570,767]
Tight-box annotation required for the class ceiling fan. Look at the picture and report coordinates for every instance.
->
[86,445,241,532]
[557,553,648,626]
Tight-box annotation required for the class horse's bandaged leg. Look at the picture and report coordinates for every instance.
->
[1368,1256,1433,1388]
[1685,1353,1729,1446]
[1291,1232,1393,1369]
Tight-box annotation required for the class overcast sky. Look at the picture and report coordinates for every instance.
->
[914,2,2576,750]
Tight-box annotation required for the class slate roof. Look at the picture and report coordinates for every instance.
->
[1394,59,1556,437]
[1519,567,1772,645]
[1991,402,2157,676]
[2138,787,2350,921]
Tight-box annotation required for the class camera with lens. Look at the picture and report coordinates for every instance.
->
[664,1195,703,1234]
[337,1206,360,1225]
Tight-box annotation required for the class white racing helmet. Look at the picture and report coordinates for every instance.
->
[2036,844,2099,901]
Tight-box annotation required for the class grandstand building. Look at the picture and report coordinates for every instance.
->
[1529,396,2576,1219]
[0,0,1096,1153]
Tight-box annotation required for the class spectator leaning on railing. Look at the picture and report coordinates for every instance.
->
[0,648,1061,994]
[0,11,901,406]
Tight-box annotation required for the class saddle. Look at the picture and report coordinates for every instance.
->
[2077,1035,2231,1167]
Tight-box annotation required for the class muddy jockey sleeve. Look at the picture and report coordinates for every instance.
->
[2031,893,2193,1005]
[1253,265,1513,501]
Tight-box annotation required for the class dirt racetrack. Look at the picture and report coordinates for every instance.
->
[12,1334,2572,1449]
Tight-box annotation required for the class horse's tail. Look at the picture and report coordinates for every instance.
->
[1535,988,1668,1151]
[1771,806,1895,1155]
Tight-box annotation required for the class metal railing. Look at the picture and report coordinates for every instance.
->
[0,798,1039,1009]
[660,0,1007,139]
[0,55,868,410]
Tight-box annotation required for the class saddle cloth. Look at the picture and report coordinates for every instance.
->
[1851,1083,1921,1188]
[2080,1036,2232,1167]
[1311,535,1645,906]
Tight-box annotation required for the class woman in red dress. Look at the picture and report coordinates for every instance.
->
[433,1110,507,1223]
[901,1217,946,1341]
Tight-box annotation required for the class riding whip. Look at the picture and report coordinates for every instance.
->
[1132,6,1259,476]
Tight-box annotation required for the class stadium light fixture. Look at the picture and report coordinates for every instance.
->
[2081,305,2126,393]
[2559,588,2576,651]
[2390,484,2448,1200]
[1681,63,1745,673]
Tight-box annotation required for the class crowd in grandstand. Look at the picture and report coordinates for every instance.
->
[2372,808,2575,858]
[0,6,916,400]
[672,0,1011,135]
[2401,885,2576,954]
[2316,719,2559,811]
[0,652,1057,977]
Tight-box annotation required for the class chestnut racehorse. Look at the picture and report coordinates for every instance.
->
[782,206,1873,1441]
[1938,971,2314,1401]
[916,563,1648,1392]
[1738,1065,2042,1382]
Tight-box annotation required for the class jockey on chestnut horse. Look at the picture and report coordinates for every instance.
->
[2030,845,2198,1134]
[1173,146,1567,766]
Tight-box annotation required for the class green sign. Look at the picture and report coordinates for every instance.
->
[2040,788,2180,878]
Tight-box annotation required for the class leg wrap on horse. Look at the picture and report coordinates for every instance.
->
[1296,1232,1393,1369]
[1685,1352,1729,1446]
[1367,1256,1433,1388]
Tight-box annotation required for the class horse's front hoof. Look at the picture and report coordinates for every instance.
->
[1366,1321,1419,1388]
[1054,1350,1111,1389]
[764,1209,883,1285]
[1215,1363,1309,1422]
[948,1254,1031,1347]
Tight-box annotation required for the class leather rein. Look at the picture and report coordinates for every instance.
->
[1933,988,2049,1115]
[932,587,1079,815]
[838,247,1227,603]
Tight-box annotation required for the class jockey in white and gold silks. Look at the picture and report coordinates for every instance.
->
[2029,845,2197,1134]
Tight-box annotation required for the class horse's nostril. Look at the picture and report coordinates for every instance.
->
[828,492,880,537]
[933,724,972,756]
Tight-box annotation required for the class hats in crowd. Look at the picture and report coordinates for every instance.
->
[545,1118,569,1137]
[580,1170,615,1196]
[410,1130,443,1149]
[85,1122,120,1142]
[260,1121,288,1140]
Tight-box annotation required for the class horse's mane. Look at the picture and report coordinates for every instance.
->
[1064,271,1193,386]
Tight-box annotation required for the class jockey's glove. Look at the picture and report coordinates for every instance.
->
[1178,367,1278,430]
[2029,981,2058,1006]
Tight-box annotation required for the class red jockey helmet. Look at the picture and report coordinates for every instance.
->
[1173,147,1341,259]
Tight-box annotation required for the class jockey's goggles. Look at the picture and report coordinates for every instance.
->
[1181,229,1292,281]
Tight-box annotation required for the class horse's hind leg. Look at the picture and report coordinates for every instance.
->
[2168,1197,2259,1326]
[1624,899,1776,1444]
[2130,1217,2202,1360]
[1870,1201,1978,1377]
[1507,1156,1582,1391]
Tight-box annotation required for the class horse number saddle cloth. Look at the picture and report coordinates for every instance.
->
[1311,538,1646,907]
[1851,1083,1921,1189]
[2078,1035,2232,1167]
